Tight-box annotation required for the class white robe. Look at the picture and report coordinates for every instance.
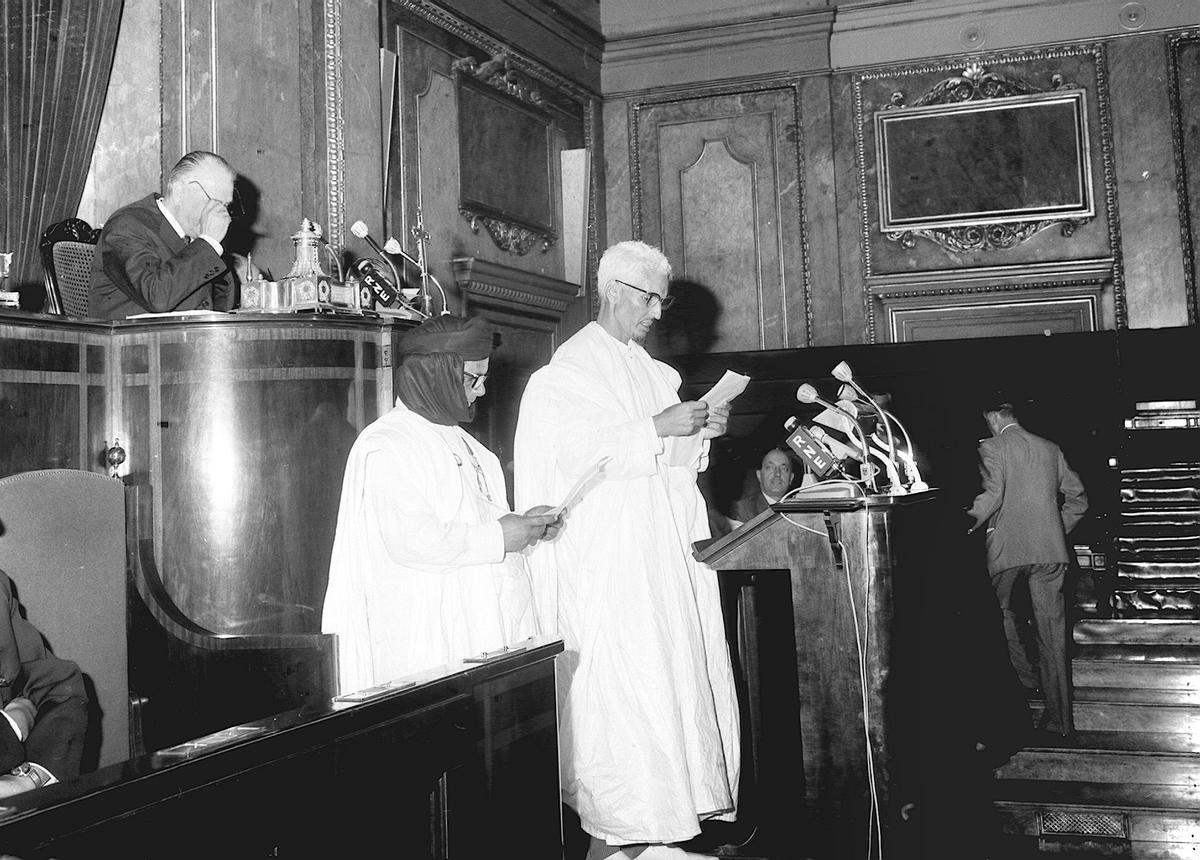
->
[513,322,740,846]
[321,401,535,693]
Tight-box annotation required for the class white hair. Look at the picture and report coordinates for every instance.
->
[596,240,671,301]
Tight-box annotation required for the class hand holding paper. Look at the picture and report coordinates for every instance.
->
[701,370,750,410]
[548,456,611,519]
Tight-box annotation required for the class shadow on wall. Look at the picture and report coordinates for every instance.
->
[646,278,720,357]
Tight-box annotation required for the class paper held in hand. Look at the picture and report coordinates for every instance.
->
[701,370,750,409]
[548,456,611,519]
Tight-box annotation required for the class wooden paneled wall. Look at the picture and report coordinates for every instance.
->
[604,14,1200,348]
[382,1,601,317]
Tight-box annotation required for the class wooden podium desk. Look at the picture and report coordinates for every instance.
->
[0,637,564,860]
[696,489,943,860]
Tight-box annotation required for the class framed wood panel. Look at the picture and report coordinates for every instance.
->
[630,82,811,353]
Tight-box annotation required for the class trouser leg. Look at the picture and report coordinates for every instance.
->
[1028,563,1071,735]
[990,567,1039,689]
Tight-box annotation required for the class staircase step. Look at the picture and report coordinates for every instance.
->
[1071,686,1200,705]
[1075,620,1200,646]
[993,783,1200,853]
[1074,644,1200,663]
[1117,561,1200,578]
[1072,657,1200,692]
[1029,699,1199,734]
[997,748,1200,785]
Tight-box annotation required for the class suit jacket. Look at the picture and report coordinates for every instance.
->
[967,424,1088,574]
[89,194,232,318]
[731,491,772,523]
[0,571,87,779]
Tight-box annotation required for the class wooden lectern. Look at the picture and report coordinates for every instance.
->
[696,488,943,860]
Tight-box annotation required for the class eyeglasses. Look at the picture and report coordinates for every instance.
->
[463,371,488,389]
[190,180,243,218]
[614,278,675,310]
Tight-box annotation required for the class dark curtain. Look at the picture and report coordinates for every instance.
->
[1,0,123,310]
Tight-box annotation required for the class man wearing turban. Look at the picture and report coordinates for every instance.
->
[321,315,560,692]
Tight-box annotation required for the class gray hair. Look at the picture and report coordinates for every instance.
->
[165,150,234,192]
[597,241,671,299]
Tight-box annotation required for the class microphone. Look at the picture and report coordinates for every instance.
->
[783,417,837,478]
[832,361,897,470]
[882,407,929,492]
[350,221,402,306]
[797,384,877,491]
[808,424,862,463]
[385,236,451,315]
[352,259,398,307]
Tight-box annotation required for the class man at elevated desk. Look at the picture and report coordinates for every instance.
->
[88,150,256,318]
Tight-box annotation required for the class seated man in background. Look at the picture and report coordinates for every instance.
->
[89,150,256,318]
[730,444,812,525]
[0,569,89,798]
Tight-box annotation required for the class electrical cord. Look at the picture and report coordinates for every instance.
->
[776,478,884,859]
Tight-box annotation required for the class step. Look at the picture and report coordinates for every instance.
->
[1028,698,1199,734]
[993,785,1200,856]
[1074,644,1200,663]
[1117,561,1200,578]
[1111,589,1200,616]
[1072,657,1200,692]
[997,747,1200,785]
[1075,620,1200,646]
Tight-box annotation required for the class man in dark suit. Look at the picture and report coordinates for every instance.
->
[967,402,1087,740]
[0,569,88,798]
[731,445,812,523]
[89,150,246,318]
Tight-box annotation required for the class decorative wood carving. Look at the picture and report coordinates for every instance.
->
[1168,29,1200,326]
[450,52,548,109]
[459,208,556,256]
[323,0,345,249]
[452,256,578,314]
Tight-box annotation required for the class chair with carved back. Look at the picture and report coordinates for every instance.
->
[0,469,131,771]
[39,218,101,317]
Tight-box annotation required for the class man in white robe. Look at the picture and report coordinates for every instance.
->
[321,315,560,693]
[514,241,741,860]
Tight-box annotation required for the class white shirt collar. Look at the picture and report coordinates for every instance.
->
[998,422,1018,435]
[156,196,187,240]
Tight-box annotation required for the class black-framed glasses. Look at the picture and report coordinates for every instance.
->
[614,278,675,310]
[190,180,243,218]
[463,371,488,389]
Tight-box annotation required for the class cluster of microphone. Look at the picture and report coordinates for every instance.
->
[785,361,928,495]
[349,220,450,317]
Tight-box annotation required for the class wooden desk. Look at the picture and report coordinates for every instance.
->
[697,490,943,859]
[0,637,563,860]
[0,310,416,749]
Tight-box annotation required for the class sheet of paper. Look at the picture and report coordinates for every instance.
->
[701,370,750,409]
[548,456,610,518]
[126,309,228,319]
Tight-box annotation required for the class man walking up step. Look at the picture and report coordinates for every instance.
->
[968,401,1088,741]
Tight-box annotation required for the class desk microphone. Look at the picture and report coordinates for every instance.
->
[384,236,451,315]
[350,221,402,304]
[797,384,877,491]
[833,361,896,467]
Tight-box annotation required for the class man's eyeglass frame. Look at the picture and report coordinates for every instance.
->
[463,371,488,390]
[190,180,244,218]
[613,278,675,310]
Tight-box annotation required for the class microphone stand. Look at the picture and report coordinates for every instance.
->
[811,398,877,493]
[410,208,432,316]
[882,408,928,491]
